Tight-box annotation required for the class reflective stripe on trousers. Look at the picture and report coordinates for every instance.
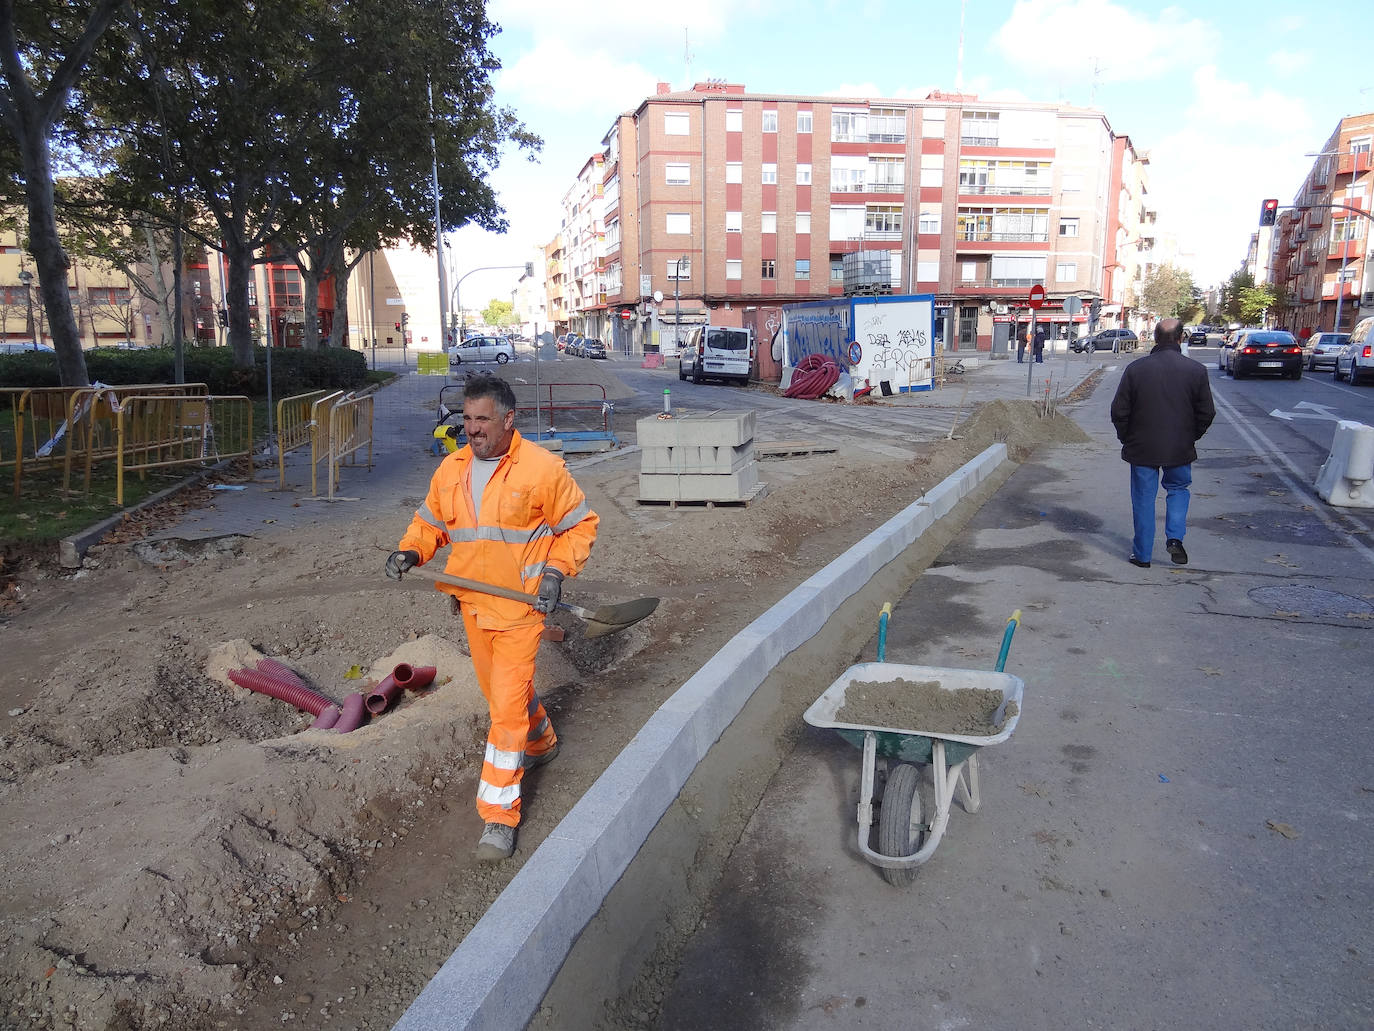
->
[460,608,557,828]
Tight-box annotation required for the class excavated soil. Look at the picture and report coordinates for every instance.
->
[0,374,1090,1031]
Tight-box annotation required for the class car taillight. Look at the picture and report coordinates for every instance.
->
[1363,345,1372,359]
[1285,347,1301,354]
[1241,346,1258,354]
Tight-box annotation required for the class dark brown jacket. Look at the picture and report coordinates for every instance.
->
[1110,343,1215,467]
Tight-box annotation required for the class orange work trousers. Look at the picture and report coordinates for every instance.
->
[460,607,557,828]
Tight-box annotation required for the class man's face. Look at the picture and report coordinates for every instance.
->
[462,396,515,460]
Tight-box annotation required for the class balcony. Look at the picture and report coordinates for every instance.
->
[957,185,1052,198]
[960,136,999,146]
[1337,152,1372,175]
[954,278,1045,292]
[866,182,905,193]
[957,232,1050,246]
[1307,208,1323,229]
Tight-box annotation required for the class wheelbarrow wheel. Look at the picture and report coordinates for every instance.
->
[878,762,927,887]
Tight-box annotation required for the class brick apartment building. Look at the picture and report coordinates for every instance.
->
[548,81,1153,357]
[1269,112,1374,337]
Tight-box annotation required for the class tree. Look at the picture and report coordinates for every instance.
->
[1221,267,1254,323]
[482,298,515,327]
[0,0,124,386]
[1140,263,1197,319]
[1238,284,1276,325]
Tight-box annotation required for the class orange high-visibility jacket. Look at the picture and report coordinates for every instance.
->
[399,430,598,629]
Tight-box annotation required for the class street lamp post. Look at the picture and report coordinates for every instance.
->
[17,269,35,348]
[673,255,687,355]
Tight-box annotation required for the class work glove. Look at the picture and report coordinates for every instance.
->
[534,568,564,615]
[385,550,420,581]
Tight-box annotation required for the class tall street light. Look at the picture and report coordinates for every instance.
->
[673,255,687,354]
[17,268,35,347]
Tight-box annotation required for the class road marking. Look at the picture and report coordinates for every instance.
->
[1269,401,1341,422]
[1213,391,1374,570]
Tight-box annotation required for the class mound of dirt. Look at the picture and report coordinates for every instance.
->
[954,399,1091,460]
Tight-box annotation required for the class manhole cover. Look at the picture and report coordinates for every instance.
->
[1247,585,1374,619]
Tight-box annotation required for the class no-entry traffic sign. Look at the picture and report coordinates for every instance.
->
[1027,284,1046,310]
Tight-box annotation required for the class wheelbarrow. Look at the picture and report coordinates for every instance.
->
[803,605,1023,886]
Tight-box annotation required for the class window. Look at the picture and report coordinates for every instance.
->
[1059,218,1079,237]
[796,212,812,234]
[726,109,742,132]
[918,211,941,234]
[666,212,690,234]
[665,163,691,186]
[761,212,777,234]
[922,112,946,139]
[1056,262,1078,282]
[990,255,1046,284]
[664,112,690,136]
[726,259,742,280]
[830,257,845,282]
[961,262,976,282]
[831,155,867,193]
[865,205,902,237]
[1062,173,1084,191]
[916,260,939,281]
[1350,136,1371,156]
[829,205,864,241]
[920,167,943,187]
[868,107,905,143]
[725,211,742,233]
[795,259,811,280]
[668,258,691,280]
[832,109,867,142]
[725,162,742,184]
[762,163,778,184]
[960,110,999,146]
[868,157,904,192]
[796,163,812,185]
[797,110,813,134]
[88,286,132,305]
[762,110,778,133]
[761,259,776,280]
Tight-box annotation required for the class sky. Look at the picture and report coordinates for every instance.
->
[446,0,1374,309]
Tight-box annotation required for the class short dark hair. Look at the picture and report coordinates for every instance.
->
[463,374,517,415]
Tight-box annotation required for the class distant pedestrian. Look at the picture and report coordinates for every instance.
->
[1109,318,1215,568]
[1016,324,1028,363]
[1033,326,1047,363]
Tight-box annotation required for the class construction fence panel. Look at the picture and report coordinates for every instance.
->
[325,394,375,499]
[116,394,253,506]
[66,383,210,495]
[309,391,345,496]
[276,389,333,487]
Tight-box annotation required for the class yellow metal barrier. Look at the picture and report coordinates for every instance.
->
[65,383,209,494]
[276,389,332,487]
[309,391,345,496]
[325,394,374,499]
[116,394,253,506]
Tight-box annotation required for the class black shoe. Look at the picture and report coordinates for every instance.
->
[1166,539,1188,565]
[1128,556,1151,568]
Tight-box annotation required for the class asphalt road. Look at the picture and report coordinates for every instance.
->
[656,354,1374,1031]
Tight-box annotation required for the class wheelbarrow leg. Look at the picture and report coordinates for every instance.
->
[857,731,878,844]
[956,753,982,814]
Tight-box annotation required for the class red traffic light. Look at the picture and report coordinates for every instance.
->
[1260,198,1279,226]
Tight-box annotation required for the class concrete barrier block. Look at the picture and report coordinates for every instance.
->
[640,442,755,475]
[672,465,758,502]
[636,411,755,448]
[1315,420,1374,508]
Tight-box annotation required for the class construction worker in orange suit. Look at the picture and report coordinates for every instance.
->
[385,374,598,861]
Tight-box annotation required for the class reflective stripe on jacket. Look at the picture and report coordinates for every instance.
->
[398,430,598,629]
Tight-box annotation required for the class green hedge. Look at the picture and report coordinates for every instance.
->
[0,345,369,397]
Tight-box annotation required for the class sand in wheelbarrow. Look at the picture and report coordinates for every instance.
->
[836,678,1018,736]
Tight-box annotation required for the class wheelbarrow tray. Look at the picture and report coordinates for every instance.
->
[803,661,1024,766]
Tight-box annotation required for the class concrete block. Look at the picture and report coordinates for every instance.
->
[639,463,759,503]
[1315,420,1374,507]
[640,441,755,475]
[636,410,756,448]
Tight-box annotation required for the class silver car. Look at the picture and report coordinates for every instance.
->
[450,335,514,366]
[1334,318,1374,385]
[1306,332,1348,371]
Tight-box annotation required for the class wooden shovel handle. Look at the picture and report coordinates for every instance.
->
[403,563,541,606]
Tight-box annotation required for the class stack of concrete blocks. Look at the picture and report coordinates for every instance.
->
[637,410,761,503]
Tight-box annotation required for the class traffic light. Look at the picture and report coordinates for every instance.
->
[395,321,401,331]
[1260,198,1278,227]
[401,312,410,327]
[524,262,535,277]
[216,308,227,327]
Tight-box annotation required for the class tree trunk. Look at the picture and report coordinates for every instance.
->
[329,265,350,348]
[300,267,320,350]
[19,132,88,386]
[142,225,176,345]
[225,239,256,367]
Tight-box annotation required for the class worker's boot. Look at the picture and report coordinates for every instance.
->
[475,822,516,862]
[523,739,560,771]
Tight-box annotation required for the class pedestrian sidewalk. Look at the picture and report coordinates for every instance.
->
[658,366,1374,1030]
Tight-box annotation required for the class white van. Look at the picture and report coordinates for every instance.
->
[678,325,754,385]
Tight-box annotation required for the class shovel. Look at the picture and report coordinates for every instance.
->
[402,564,659,638]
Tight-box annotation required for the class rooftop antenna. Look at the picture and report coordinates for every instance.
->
[954,0,966,92]
[684,27,691,89]
[1089,58,1101,106]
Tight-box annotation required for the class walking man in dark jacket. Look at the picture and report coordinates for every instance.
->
[1109,318,1215,568]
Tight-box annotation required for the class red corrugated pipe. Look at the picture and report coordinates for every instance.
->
[784,353,841,400]
[227,667,335,717]
[333,693,367,733]
[365,664,437,715]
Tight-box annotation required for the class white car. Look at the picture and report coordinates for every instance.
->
[1334,318,1374,386]
[449,335,513,366]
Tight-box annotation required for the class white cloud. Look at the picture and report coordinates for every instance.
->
[1267,49,1311,76]
[489,0,763,56]
[1149,65,1319,284]
[498,40,659,115]
[991,0,1216,84]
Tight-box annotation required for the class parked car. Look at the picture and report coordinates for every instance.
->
[1306,332,1348,371]
[449,335,513,365]
[1188,328,1209,346]
[1334,318,1374,385]
[1074,328,1138,353]
[581,338,606,359]
[1217,332,1241,372]
[0,341,55,354]
[1227,330,1302,379]
[568,336,584,357]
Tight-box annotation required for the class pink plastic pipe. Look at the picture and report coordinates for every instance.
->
[333,692,367,733]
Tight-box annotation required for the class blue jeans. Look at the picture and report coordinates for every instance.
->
[1129,464,1191,563]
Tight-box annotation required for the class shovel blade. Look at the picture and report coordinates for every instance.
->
[579,596,660,638]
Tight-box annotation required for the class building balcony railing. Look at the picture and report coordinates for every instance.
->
[866,182,905,193]
[957,185,1052,198]
[955,278,1046,290]
[958,232,1050,243]
[863,229,902,241]
[1337,152,1371,175]
[868,132,906,144]
[1307,208,1324,228]
[960,136,999,147]
[1322,280,1357,299]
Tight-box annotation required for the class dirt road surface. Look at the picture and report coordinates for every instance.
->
[0,357,1087,1030]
